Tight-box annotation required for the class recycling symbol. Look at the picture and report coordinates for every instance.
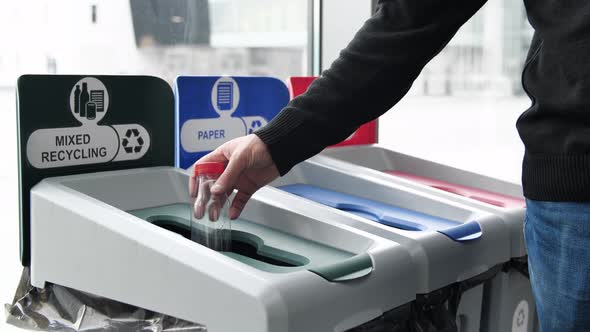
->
[516,309,525,326]
[248,120,263,134]
[121,128,144,154]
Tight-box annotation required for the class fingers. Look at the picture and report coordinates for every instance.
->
[194,179,231,222]
[189,137,257,221]
[190,141,231,198]
[229,190,254,220]
[189,174,198,197]
[189,147,227,198]
[208,194,229,222]
[188,162,198,197]
[210,154,245,196]
[194,180,213,219]
[208,201,220,221]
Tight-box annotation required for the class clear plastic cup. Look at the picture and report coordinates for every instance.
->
[191,162,231,251]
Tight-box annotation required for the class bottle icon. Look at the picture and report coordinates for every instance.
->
[86,102,97,120]
[74,85,81,114]
[80,82,90,117]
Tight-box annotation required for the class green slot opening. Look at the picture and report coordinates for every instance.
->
[130,203,372,281]
[149,216,307,268]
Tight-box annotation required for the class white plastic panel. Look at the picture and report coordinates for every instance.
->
[30,166,417,332]
[271,158,512,293]
[321,145,527,258]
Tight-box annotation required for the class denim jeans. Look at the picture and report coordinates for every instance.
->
[525,199,590,331]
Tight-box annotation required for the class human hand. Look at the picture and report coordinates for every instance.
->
[189,134,279,220]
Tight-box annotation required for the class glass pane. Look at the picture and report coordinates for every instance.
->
[379,0,532,183]
[0,0,310,275]
[0,0,309,85]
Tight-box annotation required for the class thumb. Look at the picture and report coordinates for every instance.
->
[211,153,245,196]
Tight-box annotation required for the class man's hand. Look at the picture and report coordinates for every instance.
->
[189,134,279,220]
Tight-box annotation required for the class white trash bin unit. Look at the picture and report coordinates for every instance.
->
[29,166,418,332]
[270,156,513,332]
[321,145,526,257]
[321,144,538,331]
[481,269,536,332]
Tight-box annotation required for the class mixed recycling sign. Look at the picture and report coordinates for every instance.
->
[175,76,289,169]
[17,75,174,265]
[25,77,152,168]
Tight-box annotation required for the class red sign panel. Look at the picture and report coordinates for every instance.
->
[287,76,377,147]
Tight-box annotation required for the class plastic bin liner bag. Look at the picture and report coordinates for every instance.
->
[4,268,206,331]
[5,267,470,332]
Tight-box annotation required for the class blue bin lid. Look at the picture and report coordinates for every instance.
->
[279,184,482,242]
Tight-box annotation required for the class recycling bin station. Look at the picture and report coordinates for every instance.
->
[10,73,537,332]
[29,166,417,332]
[16,74,422,332]
[270,155,510,332]
[175,74,531,332]
[320,147,536,332]
[289,76,538,332]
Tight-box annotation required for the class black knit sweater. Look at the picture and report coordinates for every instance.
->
[256,0,590,202]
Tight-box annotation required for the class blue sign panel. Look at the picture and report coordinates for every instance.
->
[175,76,289,168]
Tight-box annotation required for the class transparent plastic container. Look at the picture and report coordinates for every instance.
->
[191,162,231,251]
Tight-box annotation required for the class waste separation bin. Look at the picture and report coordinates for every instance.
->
[321,145,538,331]
[28,167,421,332]
[286,75,537,332]
[270,156,514,332]
[15,74,416,332]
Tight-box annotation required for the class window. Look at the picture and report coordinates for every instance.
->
[0,0,531,189]
[0,0,309,86]
[0,0,310,272]
[378,0,533,183]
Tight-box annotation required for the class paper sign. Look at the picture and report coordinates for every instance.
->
[175,76,289,168]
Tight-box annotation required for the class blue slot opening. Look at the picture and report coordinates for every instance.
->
[279,184,482,242]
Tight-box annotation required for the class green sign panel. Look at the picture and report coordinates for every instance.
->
[17,75,175,265]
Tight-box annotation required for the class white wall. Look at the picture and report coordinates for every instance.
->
[0,1,156,82]
[0,3,49,86]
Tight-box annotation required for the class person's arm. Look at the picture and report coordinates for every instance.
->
[192,0,487,219]
[255,0,487,175]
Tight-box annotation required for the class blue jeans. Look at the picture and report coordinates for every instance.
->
[525,199,590,331]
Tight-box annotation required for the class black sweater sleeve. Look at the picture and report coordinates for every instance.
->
[255,0,487,175]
